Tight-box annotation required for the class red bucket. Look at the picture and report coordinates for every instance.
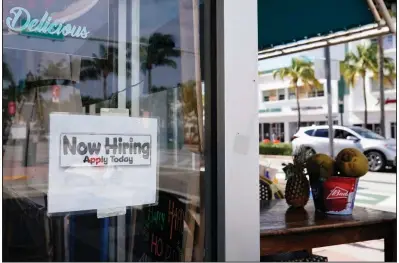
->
[310,176,359,215]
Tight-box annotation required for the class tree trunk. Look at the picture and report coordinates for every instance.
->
[102,75,107,101]
[378,36,385,137]
[296,85,301,131]
[362,76,368,127]
[147,69,152,115]
[147,69,152,94]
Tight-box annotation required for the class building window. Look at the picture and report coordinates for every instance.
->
[288,89,296,100]
[288,85,324,99]
[270,123,285,142]
[391,122,397,139]
[308,84,325,98]
[371,34,396,49]
[277,89,285,100]
[371,78,396,92]
[263,90,279,102]
[261,123,285,142]
[263,123,270,140]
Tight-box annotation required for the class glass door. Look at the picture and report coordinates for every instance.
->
[3,0,211,261]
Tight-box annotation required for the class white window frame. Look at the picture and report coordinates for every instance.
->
[218,0,259,260]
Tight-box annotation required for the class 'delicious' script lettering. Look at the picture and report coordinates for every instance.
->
[6,7,90,39]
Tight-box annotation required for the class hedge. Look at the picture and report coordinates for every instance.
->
[259,143,292,156]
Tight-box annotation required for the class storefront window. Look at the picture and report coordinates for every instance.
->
[263,123,270,140]
[3,0,208,261]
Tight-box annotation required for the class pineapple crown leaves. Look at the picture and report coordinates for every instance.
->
[283,146,308,180]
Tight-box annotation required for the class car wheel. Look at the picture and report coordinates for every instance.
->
[366,151,385,172]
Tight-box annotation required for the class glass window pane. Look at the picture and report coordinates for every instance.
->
[277,89,285,100]
[314,129,329,138]
[3,1,208,262]
[305,129,314,136]
[334,129,354,139]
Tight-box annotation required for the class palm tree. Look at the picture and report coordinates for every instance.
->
[341,43,395,128]
[80,45,119,102]
[273,58,321,131]
[375,39,396,137]
[3,62,15,87]
[140,33,181,93]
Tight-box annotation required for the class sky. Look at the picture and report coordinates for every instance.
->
[258,45,346,73]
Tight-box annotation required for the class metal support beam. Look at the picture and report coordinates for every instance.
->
[374,0,396,34]
[259,25,390,60]
[324,46,334,158]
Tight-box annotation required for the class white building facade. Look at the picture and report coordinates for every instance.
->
[258,34,397,142]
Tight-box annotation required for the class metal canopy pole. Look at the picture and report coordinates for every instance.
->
[324,46,334,157]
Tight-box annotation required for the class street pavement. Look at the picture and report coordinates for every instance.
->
[260,155,397,262]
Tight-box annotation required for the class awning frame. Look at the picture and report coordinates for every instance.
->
[258,0,396,60]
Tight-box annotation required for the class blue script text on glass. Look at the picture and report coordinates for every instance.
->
[6,7,90,39]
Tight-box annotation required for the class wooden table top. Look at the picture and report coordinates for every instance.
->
[260,199,397,237]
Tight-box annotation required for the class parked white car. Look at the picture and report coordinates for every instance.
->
[291,125,396,172]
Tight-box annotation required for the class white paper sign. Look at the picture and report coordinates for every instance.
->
[48,114,158,214]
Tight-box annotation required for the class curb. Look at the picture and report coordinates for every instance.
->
[260,155,293,160]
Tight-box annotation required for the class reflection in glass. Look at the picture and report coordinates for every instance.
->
[3,0,206,262]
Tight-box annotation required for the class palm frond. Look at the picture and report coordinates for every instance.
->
[273,67,292,80]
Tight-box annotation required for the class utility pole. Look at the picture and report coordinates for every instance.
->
[324,46,334,157]
[378,36,386,137]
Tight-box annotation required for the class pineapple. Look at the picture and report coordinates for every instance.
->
[283,146,310,208]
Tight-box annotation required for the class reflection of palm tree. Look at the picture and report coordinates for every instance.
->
[180,80,200,145]
[180,80,198,115]
[151,85,168,93]
[81,96,104,106]
[38,60,70,80]
[140,33,181,93]
[80,45,119,101]
[3,62,15,86]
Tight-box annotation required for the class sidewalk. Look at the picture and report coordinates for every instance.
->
[313,240,384,262]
